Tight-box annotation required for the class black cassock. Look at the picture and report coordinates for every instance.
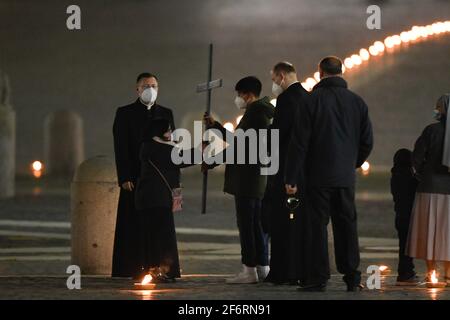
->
[263,82,310,284]
[112,98,175,278]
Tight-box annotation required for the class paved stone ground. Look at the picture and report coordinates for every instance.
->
[0,172,449,300]
[0,274,448,300]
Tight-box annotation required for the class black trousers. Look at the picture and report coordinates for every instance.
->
[396,216,415,280]
[305,187,361,286]
[234,196,269,268]
[264,190,304,284]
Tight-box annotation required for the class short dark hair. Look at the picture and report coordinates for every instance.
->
[272,62,296,75]
[319,56,343,75]
[136,72,158,83]
[235,76,262,97]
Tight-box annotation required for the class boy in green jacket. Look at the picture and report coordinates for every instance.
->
[204,76,275,284]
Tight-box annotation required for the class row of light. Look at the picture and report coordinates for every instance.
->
[300,20,450,91]
[297,21,450,173]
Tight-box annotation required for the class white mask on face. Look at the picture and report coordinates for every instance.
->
[272,81,283,97]
[234,96,247,110]
[140,87,158,106]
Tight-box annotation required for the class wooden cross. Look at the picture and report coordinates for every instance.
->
[196,43,223,214]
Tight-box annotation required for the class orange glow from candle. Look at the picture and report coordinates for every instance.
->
[299,19,450,92]
[31,161,43,178]
[430,270,438,284]
[379,265,388,272]
[141,274,153,285]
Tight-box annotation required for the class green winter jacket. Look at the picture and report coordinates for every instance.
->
[212,96,275,199]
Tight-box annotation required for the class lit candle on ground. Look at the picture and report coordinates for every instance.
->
[134,274,156,290]
[31,160,43,178]
[379,265,390,275]
[426,270,447,288]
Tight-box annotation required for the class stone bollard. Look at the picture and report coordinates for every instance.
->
[71,155,119,275]
[0,71,15,199]
[44,110,84,179]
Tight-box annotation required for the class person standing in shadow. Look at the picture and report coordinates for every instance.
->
[390,148,418,286]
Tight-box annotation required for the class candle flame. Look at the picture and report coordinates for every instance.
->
[32,161,43,171]
[141,274,153,285]
[379,265,388,272]
[430,270,438,284]
[31,161,44,179]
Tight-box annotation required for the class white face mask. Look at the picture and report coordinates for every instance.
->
[140,87,158,106]
[234,96,246,110]
[272,81,283,97]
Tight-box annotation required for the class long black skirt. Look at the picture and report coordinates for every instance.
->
[138,206,181,279]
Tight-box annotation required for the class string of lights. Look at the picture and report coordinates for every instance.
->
[301,20,450,91]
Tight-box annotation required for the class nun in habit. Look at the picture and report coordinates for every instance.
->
[407,94,450,284]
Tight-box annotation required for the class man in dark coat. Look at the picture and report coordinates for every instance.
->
[112,72,175,278]
[285,56,373,292]
[263,62,310,285]
[204,76,274,284]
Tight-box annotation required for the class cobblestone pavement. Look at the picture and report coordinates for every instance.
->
[0,174,448,300]
[0,273,448,300]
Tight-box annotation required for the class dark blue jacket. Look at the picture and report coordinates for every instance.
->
[285,76,373,188]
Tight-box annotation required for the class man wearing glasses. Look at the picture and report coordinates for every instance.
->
[112,72,175,278]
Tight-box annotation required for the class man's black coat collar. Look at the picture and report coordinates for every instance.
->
[313,76,348,90]
[134,98,160,111]
[285,81,303,93]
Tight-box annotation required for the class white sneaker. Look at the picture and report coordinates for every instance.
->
[226,265,258,284]
[256,265,270,281]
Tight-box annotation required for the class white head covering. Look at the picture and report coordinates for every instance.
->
[439,94,450,168]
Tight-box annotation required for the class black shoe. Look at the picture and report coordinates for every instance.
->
[347,284,364,292]
[296,283,327,292]
[164,277,177,283]
[150,273,176,283]
[396,274,419,286]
